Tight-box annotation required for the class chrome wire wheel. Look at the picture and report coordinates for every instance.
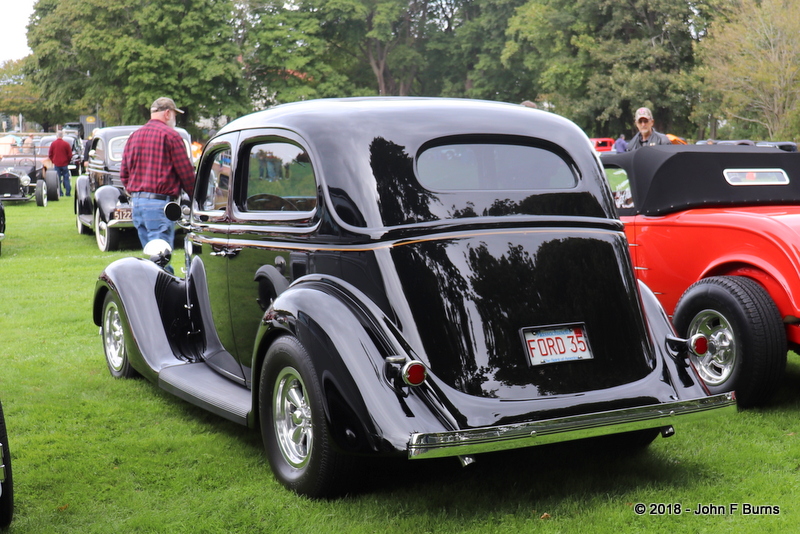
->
[687,308,736,386]
[272,366,313,469]
[103,298,126,373]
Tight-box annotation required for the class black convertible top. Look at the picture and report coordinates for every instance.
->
[601,145,800,216]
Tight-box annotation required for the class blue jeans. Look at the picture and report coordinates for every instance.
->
[55,166,71,196]
[131,197,175,249]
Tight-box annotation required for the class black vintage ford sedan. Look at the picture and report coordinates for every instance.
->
[93,98,735,497]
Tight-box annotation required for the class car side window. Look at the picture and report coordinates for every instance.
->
[195,147,232,212]
[93,138,106,162]
[605,166,633,209]
[108,137,129,162]
[239,142,317,213]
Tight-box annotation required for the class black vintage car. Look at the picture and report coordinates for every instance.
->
[75,125,192,251]
[0,200,5,256]
[93,98,736,498]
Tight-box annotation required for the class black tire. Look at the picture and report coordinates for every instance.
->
[673,276,786,407]
[95,209,120,252]
[259,336,356,498]
[101,291,138,378]
[35,180,47,207]
[45,170,60,201]
[0,400,13,529]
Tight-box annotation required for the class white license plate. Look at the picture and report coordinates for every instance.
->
[114,208,132,220]
[521,324,593,366]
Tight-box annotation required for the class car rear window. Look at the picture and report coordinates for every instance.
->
[723,168,789,186]
[417,143,577,191]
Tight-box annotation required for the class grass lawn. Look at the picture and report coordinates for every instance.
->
[1,196,799,533]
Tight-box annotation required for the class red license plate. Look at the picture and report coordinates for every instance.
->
[521,324,593,366]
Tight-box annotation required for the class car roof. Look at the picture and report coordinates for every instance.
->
[92,125,191,143]
[215,97,615,230]
[601,144,800,216]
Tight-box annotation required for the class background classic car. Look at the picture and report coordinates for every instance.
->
[0,200,4,256]
[0,139,58,206]
[75,125,192,251]
[602,145,800,406]
[93,98,734,498]
[37,133,84,177]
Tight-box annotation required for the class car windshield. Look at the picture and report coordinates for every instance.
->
[417,143,577,191]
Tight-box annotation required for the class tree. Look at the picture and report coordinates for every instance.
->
[502,0,718,137]
[238,0,374,106]
[27,0,248,128]
[697,0,800,140]
[426,0,537,103]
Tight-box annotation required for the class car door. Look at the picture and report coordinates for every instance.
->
[224,131,320,386]
[188,133,245,382]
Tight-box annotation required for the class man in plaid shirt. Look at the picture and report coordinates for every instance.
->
[121,97,195,249]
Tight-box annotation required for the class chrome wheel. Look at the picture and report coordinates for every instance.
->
[272,366,312,469]
[687,309,737,386]
[103,298,126,373]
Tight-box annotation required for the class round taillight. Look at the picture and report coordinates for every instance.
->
[690,334,709,356]
[402,361,427,386]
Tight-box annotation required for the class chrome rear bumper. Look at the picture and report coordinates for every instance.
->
[408,392,735,459]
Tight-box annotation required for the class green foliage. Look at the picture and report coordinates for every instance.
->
[504,0,719,138]
[6,0,799,143]
[2,197,800,533]
[26,0,248,126]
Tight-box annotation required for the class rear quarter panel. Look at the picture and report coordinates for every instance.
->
[624,207,800,325]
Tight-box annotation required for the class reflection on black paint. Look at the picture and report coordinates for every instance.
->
[394,234,653,399]
[370,137,440,226]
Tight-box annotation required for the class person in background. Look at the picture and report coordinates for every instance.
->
[613,134,628,153]
[120,97,194,250]
[627,107,671,150]
[48,131,73,196]
[22,134,36,152]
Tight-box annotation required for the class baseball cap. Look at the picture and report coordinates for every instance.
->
[150,97,184,114]
[634,107,653,121]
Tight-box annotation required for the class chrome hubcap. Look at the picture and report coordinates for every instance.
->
[688,309,736,386]
[103,300,125,371]
[273,367,312,468]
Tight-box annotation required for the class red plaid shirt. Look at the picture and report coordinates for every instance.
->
[120,119,195,198]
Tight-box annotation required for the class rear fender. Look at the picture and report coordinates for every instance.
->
[94,257,190,382]
[254,278,448,456]
[94,185,127,222]
[638,280,710,399]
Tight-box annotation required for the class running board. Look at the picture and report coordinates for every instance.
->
[78,213,92,228]
[158,363,252,426]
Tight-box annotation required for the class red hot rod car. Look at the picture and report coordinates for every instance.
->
[603,145,800,406]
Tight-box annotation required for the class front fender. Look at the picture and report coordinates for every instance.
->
[94,257,188,382]
[256,278,449,456]
[94,185,127,222]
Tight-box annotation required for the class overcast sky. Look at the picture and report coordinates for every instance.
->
[3,0,35,65]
